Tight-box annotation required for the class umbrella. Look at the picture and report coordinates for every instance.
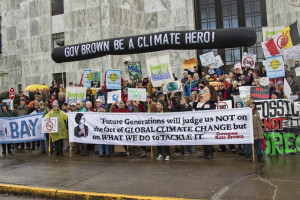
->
[24,84,50,92]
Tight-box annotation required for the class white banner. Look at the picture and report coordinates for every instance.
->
[0,114,44,144]
[128,88,146,101]
[146,54,174,87]
[68,108,254,146]
[107,90,122,104]
[66,87,87,103]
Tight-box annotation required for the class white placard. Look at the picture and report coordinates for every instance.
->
[146,54,174,87]
[284,78,292,99]
[295,67,300,77]
[242,52,256,69]
[42,118,58,133]
[260,77,270,86]
[107,90,122,104]
[215,100,232,109]
[199,52,215,66]
[128,88,147,101]
[239,86,251,99]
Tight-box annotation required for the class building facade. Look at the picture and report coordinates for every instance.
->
[0,0,299,92]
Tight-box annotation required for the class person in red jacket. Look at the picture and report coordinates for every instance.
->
[109,100,130,112]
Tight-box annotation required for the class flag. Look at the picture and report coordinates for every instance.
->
[265,38,280,56]
[281,21,300,49]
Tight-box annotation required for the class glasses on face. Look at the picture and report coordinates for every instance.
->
[220,85,225,87]
[199,90,210,94]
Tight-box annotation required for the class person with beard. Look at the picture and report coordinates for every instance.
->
[193,85,218,159]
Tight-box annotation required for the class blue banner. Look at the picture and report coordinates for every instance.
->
[0,114,44,144]
[266,55,285,79]
[106,69,121,90]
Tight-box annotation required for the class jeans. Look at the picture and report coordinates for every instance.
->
[98,144,110,156]
[203,145,214,157]
[245,139,264,159]
[40,140,46,151]
[157,146,170,156]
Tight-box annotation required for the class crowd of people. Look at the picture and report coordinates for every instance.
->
[1,61,300,162]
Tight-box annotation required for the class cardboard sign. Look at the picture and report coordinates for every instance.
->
[239,86,251,99]
[66,87,87,102]
[250,86,270,100]
[210,55,224,69]
[183,58,197,69]
[199,52,215,66]
[107,90,121,104]
[42,118,58,133]
[128,88,147,101]
[209,82,219,90]
[260,77,269,86]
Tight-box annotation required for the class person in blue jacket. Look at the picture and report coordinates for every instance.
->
[184,74,197,97]
[193,85,218,159]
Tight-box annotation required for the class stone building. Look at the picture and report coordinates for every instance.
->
[0,0,299,93]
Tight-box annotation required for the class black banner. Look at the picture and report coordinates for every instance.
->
[250,86,269,100]
[51,28,257,63]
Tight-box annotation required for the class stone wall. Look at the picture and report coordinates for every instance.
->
[0,0,196,93]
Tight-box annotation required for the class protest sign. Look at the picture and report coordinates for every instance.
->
[107,90,121,104]
[199,52,215,66]
[162,81,183,94]
[239,86,251,99]
[83,69,91,88]
[128,88,146,101]
[266,55,285,79]
[0,114,44,144]
[283,46,300,60]
[2,99,12,110]
[128,62,142,80]
[209,55,224,69]
[260,77,269,86]
[234,63,241,71]
[66,87,87,103]
[208,68,215,74]
[106,69,122,90]
[295,67,300,76]
[262,26,285,42]
[215,100,232,109]
[52,28,257,63]
[42,118,58,133]
[97,96,106,104]
[68,108,254,146]
[183,58,197,69]
[255,99,300,155]
[242,53,256,69]
[146,54,174,87]
[250,86,269,100]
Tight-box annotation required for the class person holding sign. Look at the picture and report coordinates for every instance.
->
[156,100,171,161]
[1,102,15,155]
[193,85,218,159]
[245,100,265,162]
[44,100,68,156]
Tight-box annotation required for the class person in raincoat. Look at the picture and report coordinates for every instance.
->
[44,100,68,156]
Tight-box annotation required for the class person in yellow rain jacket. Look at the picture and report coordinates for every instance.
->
[44,100,68,156]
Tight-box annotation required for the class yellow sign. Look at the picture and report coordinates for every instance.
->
[270,59,280,69]
[87,73,93,81]
[109,73,118,82]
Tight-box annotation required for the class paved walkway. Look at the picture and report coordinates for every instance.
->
[0,148,299,200]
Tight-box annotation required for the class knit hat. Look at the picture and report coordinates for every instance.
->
[52,100,59,107]
[277,81,283,86]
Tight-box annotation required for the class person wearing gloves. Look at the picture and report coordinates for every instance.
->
[44,100,68,156]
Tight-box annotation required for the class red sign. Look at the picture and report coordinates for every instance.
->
[9,88,15,100]
[46,121,54,131]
